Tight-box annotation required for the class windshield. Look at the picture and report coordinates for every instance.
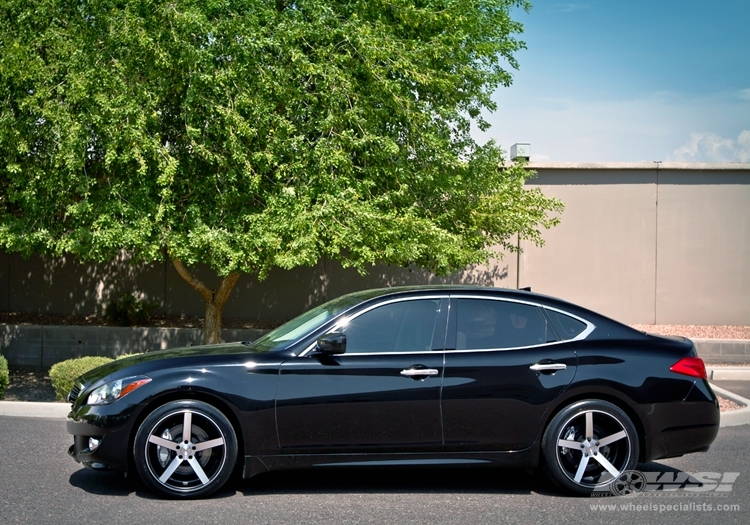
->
[249,289,387,353]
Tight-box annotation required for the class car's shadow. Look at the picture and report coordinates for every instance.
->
[237,467,555,496]
[69,462,695,499]
[68,469,156,499]
[69,466,557,498]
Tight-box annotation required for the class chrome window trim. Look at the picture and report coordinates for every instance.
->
[296,293,595,357]
[297,295,448,357]
[296,350,448,358]
[540,305,596,341]
[437,340,569,354]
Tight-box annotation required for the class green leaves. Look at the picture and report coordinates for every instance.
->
[0,0,560,282]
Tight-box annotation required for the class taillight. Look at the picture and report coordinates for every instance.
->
[670,357,707,379]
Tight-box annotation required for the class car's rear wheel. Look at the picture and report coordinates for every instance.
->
[133,400,237,498]
[541,400,639,495]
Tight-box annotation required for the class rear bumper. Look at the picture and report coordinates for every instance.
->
[641,381,721,462]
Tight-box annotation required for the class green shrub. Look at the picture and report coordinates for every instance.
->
[49,356,113,401]
[105,293,160,326]
[0,355,8,400]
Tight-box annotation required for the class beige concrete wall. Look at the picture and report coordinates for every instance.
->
[520,167,658,324]
[655,169,750,325]
[1,162,748,325]
[523,162,750,325]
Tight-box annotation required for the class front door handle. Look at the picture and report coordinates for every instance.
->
[400,368,440,377]
[530,363,567,371]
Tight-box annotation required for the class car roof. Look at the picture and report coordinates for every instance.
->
[342,285,568,307]
[344,285,629,331]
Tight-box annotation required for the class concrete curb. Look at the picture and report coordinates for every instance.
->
[0,400,70,419]
[710,383,750,427]
[707,367,750,381]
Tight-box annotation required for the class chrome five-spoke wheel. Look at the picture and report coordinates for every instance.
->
[542,400,639,495]
[133,400,238,498]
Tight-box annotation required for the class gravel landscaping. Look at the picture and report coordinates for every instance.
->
[631,324,750,339]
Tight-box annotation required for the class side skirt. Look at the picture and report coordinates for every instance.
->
[243,448,537,479]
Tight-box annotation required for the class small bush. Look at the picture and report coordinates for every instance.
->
[0,355,8,400]
[49,356,113,401]
[105,293,160,326]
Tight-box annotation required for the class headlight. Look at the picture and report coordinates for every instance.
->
[87,376,152,406]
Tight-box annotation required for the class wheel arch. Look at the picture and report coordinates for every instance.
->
[539,389,648,463]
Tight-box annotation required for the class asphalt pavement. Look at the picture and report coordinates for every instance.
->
[0,416,747,525]
[0,366,748,524]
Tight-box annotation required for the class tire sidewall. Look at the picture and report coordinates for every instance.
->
[133,399,238,499]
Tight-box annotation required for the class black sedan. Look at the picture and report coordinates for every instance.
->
[66,286,720,498]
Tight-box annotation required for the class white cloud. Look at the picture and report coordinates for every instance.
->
[739,88,750,101]
[737,130,750,162]
[668,130,750,162]
[475,85,750,162]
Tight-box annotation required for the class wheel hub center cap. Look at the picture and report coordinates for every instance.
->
[581,438,600,456]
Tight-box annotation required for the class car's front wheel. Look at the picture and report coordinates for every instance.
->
[541,400,639,495]
[133,400,238,498]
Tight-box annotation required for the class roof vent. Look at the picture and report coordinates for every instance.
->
[510,143,530,161]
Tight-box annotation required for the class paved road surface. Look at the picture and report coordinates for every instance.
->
[0,416,747,525]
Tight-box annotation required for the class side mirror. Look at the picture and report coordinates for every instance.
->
[316,333,346,355]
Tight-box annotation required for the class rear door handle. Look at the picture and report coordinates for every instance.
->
[530,363,567,371]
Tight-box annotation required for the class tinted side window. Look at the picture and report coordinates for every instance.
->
[549,311,587,339]
[456,299,550,350]
[342,299,440,353]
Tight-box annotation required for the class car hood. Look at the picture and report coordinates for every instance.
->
[78,342,256,385]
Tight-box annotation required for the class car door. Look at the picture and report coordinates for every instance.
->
[276,296,447,454]
[441,296,577,451]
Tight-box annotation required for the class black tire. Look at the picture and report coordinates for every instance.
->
[133,400,238,498]
[541,400,639,496]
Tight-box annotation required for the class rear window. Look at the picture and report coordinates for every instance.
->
[549,311,588,339]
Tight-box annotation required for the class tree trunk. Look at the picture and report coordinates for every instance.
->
[171,259,241,345]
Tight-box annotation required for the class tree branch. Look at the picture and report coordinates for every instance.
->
[214,271,241,309]
[172,258,213,303]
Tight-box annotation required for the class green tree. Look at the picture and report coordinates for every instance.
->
[0,0,562,344]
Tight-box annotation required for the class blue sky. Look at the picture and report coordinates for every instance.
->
[474,0,750,162]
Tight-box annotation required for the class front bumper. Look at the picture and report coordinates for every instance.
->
[67,402,143,473]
